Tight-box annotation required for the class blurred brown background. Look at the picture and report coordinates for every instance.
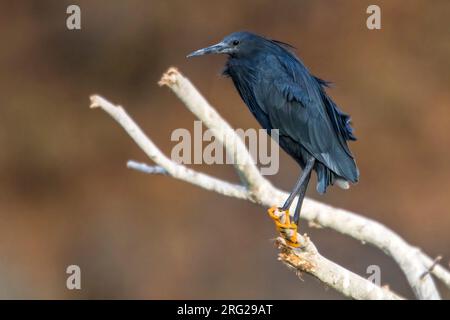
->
[0,0,449,299]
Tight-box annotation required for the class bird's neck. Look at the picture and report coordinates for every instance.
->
[223,56,260,81]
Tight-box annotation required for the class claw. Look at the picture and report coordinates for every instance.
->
[267,206,300,247]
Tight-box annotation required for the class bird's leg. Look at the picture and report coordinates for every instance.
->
[280,172,307,212]
[292,169,312,225]
[282,157,315,212]
[267,157,315,247]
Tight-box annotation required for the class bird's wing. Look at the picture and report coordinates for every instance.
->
[253,55,358,182]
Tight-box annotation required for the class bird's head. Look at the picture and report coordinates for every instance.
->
[187,32,264,59]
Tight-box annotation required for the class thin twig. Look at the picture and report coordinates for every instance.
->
[420,256,443,280]
[127,160,167,175]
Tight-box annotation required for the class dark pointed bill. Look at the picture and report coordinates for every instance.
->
[186,42,228,58]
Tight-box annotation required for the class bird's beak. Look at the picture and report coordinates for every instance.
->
[187,42,229,58]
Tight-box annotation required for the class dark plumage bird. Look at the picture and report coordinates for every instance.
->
[187,31,359,229]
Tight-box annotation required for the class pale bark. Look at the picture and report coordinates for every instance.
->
[89,67,449,300]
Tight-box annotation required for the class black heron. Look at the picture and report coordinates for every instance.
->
[187,32,359,246]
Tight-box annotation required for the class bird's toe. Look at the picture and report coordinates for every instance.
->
[267,206,300,248]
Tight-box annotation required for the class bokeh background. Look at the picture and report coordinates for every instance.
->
[0,0,449,299]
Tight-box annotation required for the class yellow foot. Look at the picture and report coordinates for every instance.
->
[267,206,300,247]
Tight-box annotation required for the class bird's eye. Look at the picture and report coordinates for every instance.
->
[232,40,240,46]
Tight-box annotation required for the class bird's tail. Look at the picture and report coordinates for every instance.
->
[316,163,352,194]
[335,178,350,190]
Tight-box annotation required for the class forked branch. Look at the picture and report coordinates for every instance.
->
[90,67,449,300]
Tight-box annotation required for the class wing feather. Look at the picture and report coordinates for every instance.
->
[257,54,359,182]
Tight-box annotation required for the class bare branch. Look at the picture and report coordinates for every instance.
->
[158,68,446,299]
[277,237,402,300]
[281,192,440,300]
[127,160,167,175]
[90,93,401,300]
[159,68,272,201]
[421,256,450,288]
[420,256,442,280]
[89,67,449,300]
[90,95,250,201]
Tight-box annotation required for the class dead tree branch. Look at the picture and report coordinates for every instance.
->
[89,67,449,300]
